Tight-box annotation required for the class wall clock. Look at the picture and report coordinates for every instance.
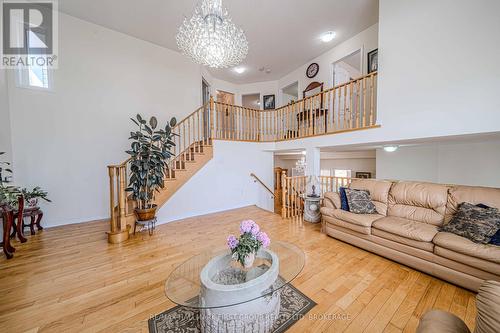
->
[306,63,319,78]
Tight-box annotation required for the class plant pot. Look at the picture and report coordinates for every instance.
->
[26,198,38,208]
[243,252,256,269]
[135,205,157,221]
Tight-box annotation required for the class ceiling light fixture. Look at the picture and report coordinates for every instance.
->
[176,0,249,68]
[320,31,336,43]
[233,66,245,74]
[383,145,399,152]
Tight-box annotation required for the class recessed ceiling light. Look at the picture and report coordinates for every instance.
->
[320,31,336,43]
[233,66,246,74]
[383,145,399,152]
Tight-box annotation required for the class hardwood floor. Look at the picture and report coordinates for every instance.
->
[0,206,477,332]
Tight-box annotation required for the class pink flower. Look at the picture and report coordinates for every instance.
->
[240,220,257,234]
[227,235,239,250]
[257,231,270,248]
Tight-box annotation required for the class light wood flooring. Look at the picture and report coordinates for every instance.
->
[0,206,477,332]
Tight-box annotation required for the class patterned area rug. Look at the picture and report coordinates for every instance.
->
[149,283,316,333]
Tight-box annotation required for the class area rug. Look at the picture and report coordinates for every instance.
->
[148,283,316,333]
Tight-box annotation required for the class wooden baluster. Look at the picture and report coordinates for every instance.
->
[370,74,375,126]
[108,167,116,233]
[118,166,127,231]
[281,171,286,218]
[362,77,366,127]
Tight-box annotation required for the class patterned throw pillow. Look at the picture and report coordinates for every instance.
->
[339,187,350,211]
[439,202,500,244]
[345,189,376,214]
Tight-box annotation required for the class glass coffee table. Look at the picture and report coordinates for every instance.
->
[164,241,305,332]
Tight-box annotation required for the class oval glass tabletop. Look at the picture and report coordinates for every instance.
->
[164,241,305,309]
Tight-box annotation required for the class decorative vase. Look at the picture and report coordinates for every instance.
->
[134,204,157,221]
[243,252,256,268]
[27,198,38,208]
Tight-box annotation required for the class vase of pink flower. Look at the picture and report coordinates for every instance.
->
[227,220,271,269]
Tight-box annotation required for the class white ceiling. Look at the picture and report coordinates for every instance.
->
[58,0,379,84]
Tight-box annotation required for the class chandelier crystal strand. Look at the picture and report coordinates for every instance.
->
[176,0,248,68]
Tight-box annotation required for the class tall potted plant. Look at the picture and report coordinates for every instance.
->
[125,114,177,221]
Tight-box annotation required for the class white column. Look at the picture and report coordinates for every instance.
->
[305,147,320,177]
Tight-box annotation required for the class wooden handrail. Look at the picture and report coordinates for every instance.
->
[250,173,274,197]
[281,175,354,219]
[107,73,379,237]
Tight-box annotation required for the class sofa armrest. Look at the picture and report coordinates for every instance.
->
[323,192,341,209]
[476,280,500,333]
[416,310,470,333]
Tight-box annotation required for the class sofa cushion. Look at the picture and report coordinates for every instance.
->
[331,209,383,227]
[439,202,500,244]
[388,181,449,226]
[372,228,434,252]
[434,246,500,276]
[323,192,341,209]
[345,189,376,214]
[445,185,500,222]
[349,179,393,215]
[323,215,371,235]
[433,232,500,265]
[373,216,439,242]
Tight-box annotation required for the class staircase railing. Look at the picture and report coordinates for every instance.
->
[250,173,274,198]
[106,103,210,242]
[107,72,377,238]
[212,71,377,142]
[281,175,353,219]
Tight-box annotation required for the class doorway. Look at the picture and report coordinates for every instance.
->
[281,81,299,106]
[202,79,210,138]
[242,93,260,109]
[332,50,362,128]
[216,90,236,137]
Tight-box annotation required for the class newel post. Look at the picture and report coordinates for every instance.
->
[209,95,215,139]
[281,170,287,219]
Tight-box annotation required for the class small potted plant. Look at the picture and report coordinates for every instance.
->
[227,220,271,268]
[22,187,51,208]
[125,114,177,221]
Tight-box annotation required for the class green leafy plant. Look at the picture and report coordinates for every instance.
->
[22,186,51,203]
[125,114,177,210]
[0,185,22,209]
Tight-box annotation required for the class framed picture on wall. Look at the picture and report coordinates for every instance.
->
[356,172,372,179]
[263,95,275,110]
[367,49,378,73]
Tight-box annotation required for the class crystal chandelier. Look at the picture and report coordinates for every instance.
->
[176,0,249,68]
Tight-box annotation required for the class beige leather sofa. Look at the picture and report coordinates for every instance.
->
[320,179,500,292]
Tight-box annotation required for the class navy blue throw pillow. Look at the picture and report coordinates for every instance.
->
[474,203,500,246]
[339,187,350,211]
[489,229,500,246]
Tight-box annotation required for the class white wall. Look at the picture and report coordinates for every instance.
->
[0,70,13,173]
[278,24,378,106]
[157,140,274,223]
[377,0,500,139]
[6,13,204,227]
[376,140,500,188]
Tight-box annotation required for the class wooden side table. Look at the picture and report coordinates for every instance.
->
[22,207,44,235]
